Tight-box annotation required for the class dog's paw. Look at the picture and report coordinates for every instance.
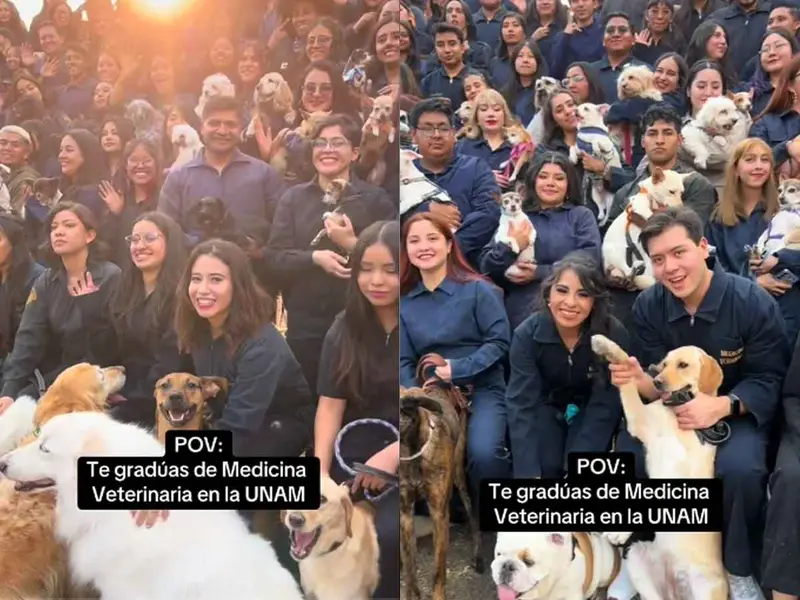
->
[603,531,633,546]
[591,335,628,364]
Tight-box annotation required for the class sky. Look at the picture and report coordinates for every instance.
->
[19,1,85,27]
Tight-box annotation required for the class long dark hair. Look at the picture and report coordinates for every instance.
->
[523,152,584,211]
[759,53,800,119]
[442,0,479,43]
[654,52,689,94]
[400,212,489,294]
[539,251,612,336]
[41,201,107,267]
[503,40,548,110]
[333,221,399,407]
[541,89,577,146]
[0,212,33,286]
[525,0,568,33]
[119,138,163,201]
[59,128,109,190]
[684,21,736,86]
[296,60,356,117]
[112,212,187,338]
[174,239,274,354]
[564,61,606,104]
[497,13,527,60]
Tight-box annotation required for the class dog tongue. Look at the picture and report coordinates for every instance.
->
[497,585,518,600]
[294,531,316,553]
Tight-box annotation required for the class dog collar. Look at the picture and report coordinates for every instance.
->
[318,540,344,556]
[659,385,732,445]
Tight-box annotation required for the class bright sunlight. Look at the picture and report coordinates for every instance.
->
[19,0,194,27]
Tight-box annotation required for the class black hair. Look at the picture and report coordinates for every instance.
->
[201,95,242,121]
[497,13,527,60]
[409,96,453,128]
[333,220,399,408]
[41,201,108,267]
[603,11,635,32]
[296,60,357,117]
[433,21,465,43]
[684,21,737,86]
[541,89,576,146]
[443,0,479,42]
[311,113,363,147]
[503,40,547,110]
[654,52,689,92]
[640,103,683,132]
[640,206,705,255]
[564,61,607,103]
[770,0,800,22]
[59,128,109,190]
[523,152,584,211]
[685,59,728,104]
[525,0,568,34]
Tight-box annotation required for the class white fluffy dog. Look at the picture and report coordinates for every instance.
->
[602,168,690,290]
[681,96,745,169]
[171,123,203,169]
[492,531,620,600]
[570,103,621,226]
[0,395,37,455]
[196,73,237,119]
[616,64,662,102]
[399,149,453,216]
[493,191,536,279]
[0,412,304,600]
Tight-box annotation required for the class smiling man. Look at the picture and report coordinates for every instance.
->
[589,12,647,102]
[0,126,38,209]
[606,206,790,600]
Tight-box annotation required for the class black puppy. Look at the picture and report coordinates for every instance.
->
[186,196,267,252]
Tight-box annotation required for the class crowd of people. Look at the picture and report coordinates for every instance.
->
[397,0,800,598]
[0,0,401,597]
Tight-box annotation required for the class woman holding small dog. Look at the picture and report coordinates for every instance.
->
[479,153,602,330]
[506,251,629,478]
[400,212,512,507]
[315,220,400,599]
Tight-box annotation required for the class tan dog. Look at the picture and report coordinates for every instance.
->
[617,64,662,102]
[282,475,379,600]
[269,111,328,176]
[0,363,125,599]
[590,336,728,600]
[360,94,396,186]
[245,72,296,139]
[154,373,228,445]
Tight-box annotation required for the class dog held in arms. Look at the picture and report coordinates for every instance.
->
[680,96,746,170]
[492,531,622,600]
[0,410,306,600]
[153,373,229,445]
[0,363,126,599]
[399,149,454,218]
[749,176,800,259]
[400,354,482,600]
[602,168,689,290]
[282,474,380,600]
[493,190,537,279]
[590,336,728,600]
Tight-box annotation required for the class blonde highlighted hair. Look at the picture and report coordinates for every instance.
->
[464,89,516,140]
[713,138,780,227]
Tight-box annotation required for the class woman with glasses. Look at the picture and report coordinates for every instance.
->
[0,202,121,416]
[301,18,346,85]
[97,139,163,267]
[632,0,686,65]
[561,62,606,105]
[751,30,798,116]
[109,212,191,428]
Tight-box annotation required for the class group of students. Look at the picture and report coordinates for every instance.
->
[0,0,403,597]
[397,0,800,598]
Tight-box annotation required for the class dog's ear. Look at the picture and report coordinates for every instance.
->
[341,495,354,538]
[492,191,503,205]
[650,167,665,185]
[597,103,610,117]
[200,377,229,399]
[698,353,724,396]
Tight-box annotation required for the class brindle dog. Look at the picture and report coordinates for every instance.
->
[154,373,229,444]
[399,354,482,600]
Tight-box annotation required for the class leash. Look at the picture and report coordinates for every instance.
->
[333,418,399,502]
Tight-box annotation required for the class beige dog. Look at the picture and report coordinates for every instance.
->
[245,72,296,139]
[282,475,379,600]
[590,336,728,600]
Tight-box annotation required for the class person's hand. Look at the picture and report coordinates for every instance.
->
[254,116,273,161]
[324,213,356,250]
[0,397,13,416]
[757,273,793,296]
[635,29,653,46]
[377,84,401,100]
[508,219,532,251]
[40,56,59,79]
[20,43,35,67]
[429,201,461,230]
[434,361,452,381]
[531,24,550,42]
[494,170,510,188]
[580,151,605,175]
[355,11,378,32]
[267,19,291,50]
[98,180,124,215]
[131,509,169,528]
[608,356,648,388]
[672,392,728,430]
[564,18,582,35]
[244,236,264,260]
[352,445,399,494]
[68,271,100,297]
[312,250,351,279]
[788,136,800,161]
[754,254,778,275]
[506,262,537,284]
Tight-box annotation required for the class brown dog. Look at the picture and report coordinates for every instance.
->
[153,373,229,444]
[399,354,482,600]
[0,363,125,599]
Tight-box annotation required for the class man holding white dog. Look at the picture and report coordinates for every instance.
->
[606,207,791,600]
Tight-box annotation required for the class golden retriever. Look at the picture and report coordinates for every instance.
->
[0,363,125,599]
[590,336,728,600]
[153,373,228,445]
[281,475,379,600]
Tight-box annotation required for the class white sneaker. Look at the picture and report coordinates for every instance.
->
[727,574,765,600]
[414,515,433,538]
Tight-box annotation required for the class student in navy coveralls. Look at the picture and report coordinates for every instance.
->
[606,207,791,600]
[400,212,512,507]
[505,252,629,479]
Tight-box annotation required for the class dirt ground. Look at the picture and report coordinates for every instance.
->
[406,524,498,599]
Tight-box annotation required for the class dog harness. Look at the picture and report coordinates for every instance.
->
[400,176,451,204]
[502,141,534,180]
[572,533,621,595]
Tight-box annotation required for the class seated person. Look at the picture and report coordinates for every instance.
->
[506,251,629,478]
[606,206,791,600]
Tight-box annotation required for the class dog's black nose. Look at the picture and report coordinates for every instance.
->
[168,393,183,403]
[501,561,516,574]
[288,514,305,528]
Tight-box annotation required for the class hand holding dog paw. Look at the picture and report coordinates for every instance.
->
[508,220,532,252]
[580,152,605,175]
[672,393,727,430]
[608,357,646,387]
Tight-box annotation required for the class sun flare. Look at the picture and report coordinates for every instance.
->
[135,0,195,18]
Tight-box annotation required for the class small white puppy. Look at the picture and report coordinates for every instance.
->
[492,531,620,600]
[681,96,743,169]
[399,149,453,216]
[171,123,203,169]
[493,191,536,279]
[570,103,620,226]
[603,168,690,290]
[196,73,236,119]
